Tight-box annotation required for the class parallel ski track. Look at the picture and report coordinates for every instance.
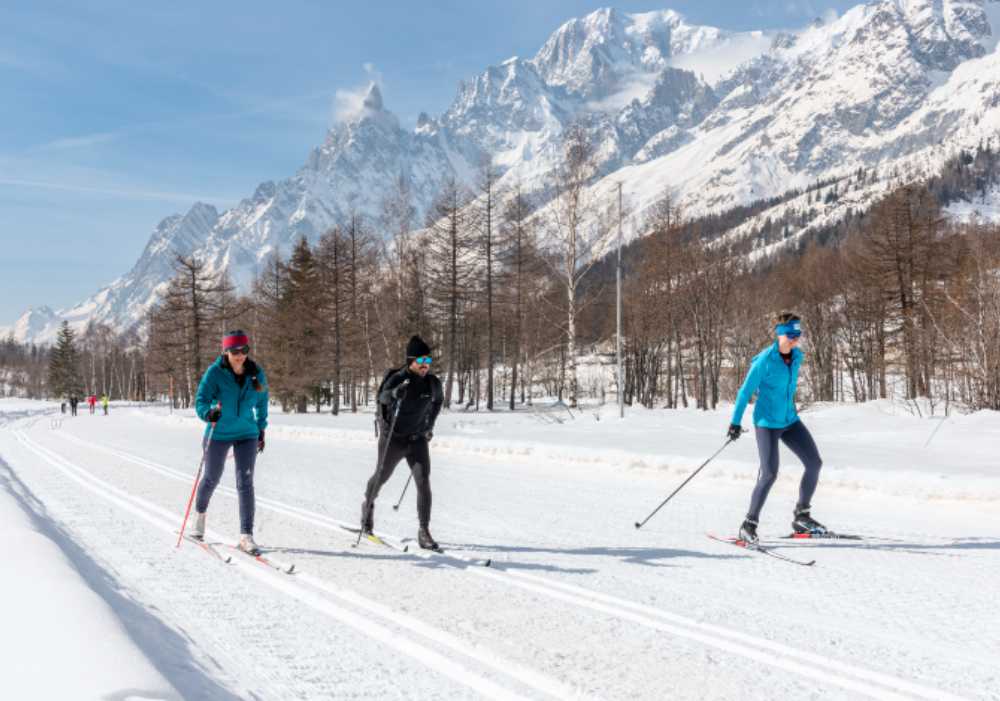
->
[51,428,969,701]
[14,429,586,701]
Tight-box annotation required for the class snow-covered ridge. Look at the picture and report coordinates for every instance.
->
[7,0,1000,344]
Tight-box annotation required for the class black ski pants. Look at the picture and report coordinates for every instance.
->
[747,420,822,521]
[365,434,432,528]
[196,437,258,534]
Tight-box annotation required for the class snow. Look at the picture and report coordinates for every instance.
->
[1,397,997,698]
[945,183,1000,222]
[0,409,179,700]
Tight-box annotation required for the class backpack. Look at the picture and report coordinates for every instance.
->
[374,366,404,437]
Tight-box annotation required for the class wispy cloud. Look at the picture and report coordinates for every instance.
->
[333,64,383,123]
[37,132,117,151]
[670,32,773,83]
[0,177,237,205]
[0,50,51,73]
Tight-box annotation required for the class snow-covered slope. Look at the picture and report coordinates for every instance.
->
[8,0,1000,343]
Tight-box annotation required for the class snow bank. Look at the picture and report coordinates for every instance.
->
[138,399,1000,503]
[0,459,179,700]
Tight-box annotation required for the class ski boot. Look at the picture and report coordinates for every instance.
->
[361,500,374,535]
[238,534,261,556]
[738,518,759,545]
[792,506,828,536]
[190,511,206,541]
[417,526,439,551]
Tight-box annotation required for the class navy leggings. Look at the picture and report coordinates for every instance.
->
[747,420,822,521]
[195,438,257,534]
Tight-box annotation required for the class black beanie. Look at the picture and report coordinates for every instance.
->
[406,335,431,358]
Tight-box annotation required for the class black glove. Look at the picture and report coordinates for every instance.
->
[727,424,743,441]
[392,379,410,400]
[257,430,265,454]
[206,407,222,423]
[424,430,433,443]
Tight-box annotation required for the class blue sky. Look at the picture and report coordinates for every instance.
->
[0,0,860,327]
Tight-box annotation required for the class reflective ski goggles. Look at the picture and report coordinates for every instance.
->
[413,356,433,365]
[775,321,802,339]
[226,346,250,356]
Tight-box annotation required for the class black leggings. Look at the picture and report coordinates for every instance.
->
[747,421,822,521]
[195,437,258,534]
[365,435,432,527]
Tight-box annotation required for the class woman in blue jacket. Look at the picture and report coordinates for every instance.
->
[192,330,269,555]
[727,313,826,544]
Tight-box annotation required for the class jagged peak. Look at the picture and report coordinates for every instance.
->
[188,201,219,216]
[363,82,383,111]
[252,181,277,202]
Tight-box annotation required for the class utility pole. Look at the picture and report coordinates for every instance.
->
[617,183,624,419]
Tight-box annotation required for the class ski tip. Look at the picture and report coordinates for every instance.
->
[634,522,642,529]
[402,545,410,552]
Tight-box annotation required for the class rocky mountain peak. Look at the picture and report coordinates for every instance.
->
[363,82,384,111]
[8,1,1000,344]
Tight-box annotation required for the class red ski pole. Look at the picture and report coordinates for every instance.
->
[176,417,218,548]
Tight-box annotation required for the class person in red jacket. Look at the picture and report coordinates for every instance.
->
[87,395,97,415]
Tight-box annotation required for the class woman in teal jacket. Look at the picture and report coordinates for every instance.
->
[727,313,826,544]
[192,329,269,555]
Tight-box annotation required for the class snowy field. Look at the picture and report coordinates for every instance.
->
[1,397,998,700]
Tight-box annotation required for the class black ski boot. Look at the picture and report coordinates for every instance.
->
[792,506,827,535]
[738,518,759,545]
[418,526,439,551]
[361,500,374,535]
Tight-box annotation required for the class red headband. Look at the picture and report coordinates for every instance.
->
[222,334,249,350]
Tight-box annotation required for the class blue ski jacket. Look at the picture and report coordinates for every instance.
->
[731,342,804,429]
[195,356,269,441]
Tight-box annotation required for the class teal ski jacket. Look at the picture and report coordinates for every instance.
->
[195,356,269,441]
[731,342,804,429]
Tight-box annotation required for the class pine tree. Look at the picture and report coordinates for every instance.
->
[47,321,81,399]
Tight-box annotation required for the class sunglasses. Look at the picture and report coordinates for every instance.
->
[226,346,250,356]
[413,356,433,365]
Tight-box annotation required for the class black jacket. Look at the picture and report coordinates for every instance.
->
[379,369,443,437]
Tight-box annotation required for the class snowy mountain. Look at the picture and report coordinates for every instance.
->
[7,0,1000,344]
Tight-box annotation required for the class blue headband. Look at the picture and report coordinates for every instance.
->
[776,320,802,338]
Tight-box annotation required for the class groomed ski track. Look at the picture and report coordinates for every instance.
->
[1,405,996,699]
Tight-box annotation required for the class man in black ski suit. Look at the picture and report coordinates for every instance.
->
[362,335,444,550]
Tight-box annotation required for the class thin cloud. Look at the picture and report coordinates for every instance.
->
[0,177,237,205]
[38,132,117,151]
[0,48,56,74]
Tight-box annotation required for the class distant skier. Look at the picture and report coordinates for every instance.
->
[101,394,109,415]
[727,312,827,544]
[361,335,444,550]
[69,396,78,416]
[192,330,269,555]
[87,394,96,414]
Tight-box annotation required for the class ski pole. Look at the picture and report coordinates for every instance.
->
[177,418,218,548]
[358,384,407,546]
[392,474,412,511]
[634,438,733,530]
